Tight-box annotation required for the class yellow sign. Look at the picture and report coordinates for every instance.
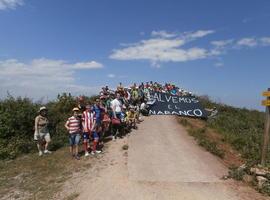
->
[262,91,270,97]
[262,100,270,106]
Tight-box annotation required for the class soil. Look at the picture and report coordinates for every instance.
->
[56,115,268,200]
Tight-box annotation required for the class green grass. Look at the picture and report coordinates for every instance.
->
[0,147,95,200]
[199,96,269,166]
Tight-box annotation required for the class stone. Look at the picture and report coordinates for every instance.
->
[256,176,267,189]
[250,168,267,176]
[239,164,247,170]
[243,175,253,183]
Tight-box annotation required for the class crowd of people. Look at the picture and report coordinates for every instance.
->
[34,82,194,159]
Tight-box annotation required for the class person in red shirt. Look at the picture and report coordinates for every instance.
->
[81,105,96,157]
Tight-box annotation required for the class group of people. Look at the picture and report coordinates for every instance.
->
[33,81,194,159]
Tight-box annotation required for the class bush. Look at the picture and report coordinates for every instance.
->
[228,166,245,181]
[0,93,90,159]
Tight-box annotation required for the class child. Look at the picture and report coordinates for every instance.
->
[91,127,102,155]
[126,107,137,129]
[81,105,95,156]
[65,107,82,160]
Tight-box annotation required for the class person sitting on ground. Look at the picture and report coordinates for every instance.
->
[117,82,125,96]
[140,100,149,116]
[205,107,218,118]
[99,87,109,99]
[34,106,52,156]
[81,105,95,157]
[126,106,137,129]
[131,86,139,105]
[65,107,82,160]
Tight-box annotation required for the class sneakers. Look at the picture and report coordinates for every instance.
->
[75,155,80,160]
[39,151,43,156]
[44,150,52,154]
[91,150,102,155]
[85,152,90,157]
[112,136,116,141]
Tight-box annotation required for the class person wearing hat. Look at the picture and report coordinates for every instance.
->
[65,107,82,160]
[34,106,51,156]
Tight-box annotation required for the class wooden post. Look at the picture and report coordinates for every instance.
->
[261,88,270,166]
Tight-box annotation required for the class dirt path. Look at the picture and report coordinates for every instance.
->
[60,116,268,200]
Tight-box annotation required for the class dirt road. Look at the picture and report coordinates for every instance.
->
[61,116,268,200]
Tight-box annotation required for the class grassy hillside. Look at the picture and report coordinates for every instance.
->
[199,96,268,165]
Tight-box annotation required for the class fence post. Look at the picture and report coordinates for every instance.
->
[261,88,270,166]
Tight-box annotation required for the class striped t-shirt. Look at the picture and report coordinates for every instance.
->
[66,116,81,134]
[82,111,96,132]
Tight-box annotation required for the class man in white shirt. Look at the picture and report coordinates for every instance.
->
[110,93,123,140]
[110,93,122,119]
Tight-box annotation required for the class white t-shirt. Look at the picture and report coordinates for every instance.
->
[111,98,122,113]
[140,102,146,110]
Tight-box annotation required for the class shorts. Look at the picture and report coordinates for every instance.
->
[34,132,51,143]
[92,131,99,140]
[96,118,102,126]
[69,133,81,146]
[83,132,90,140]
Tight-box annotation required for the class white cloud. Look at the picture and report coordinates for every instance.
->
[214,62,224,67]
[111,30,270,67]
[110,30,215,66]
[73,61,103,69]
[186,30,215,39]
[237,38,257,47]
[107,74,127,79]
[211,39,234,48]
[0,0,23,10]
[0,58,103,99]
[107,74,116,78]
[260,37,270,46]
[151,30,177,38]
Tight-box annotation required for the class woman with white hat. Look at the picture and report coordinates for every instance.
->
[34,106,51,156]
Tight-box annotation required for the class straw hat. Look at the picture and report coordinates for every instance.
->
[39,106,47,113]
[72,107,80,112]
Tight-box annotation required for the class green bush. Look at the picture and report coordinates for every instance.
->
[0,93,91,159]
[228,166,245,181]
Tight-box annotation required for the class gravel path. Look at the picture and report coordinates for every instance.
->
[73,115,268,200]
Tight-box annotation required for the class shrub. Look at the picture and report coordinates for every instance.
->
[0,93,92,159]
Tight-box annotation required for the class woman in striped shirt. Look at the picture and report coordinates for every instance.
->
[65,107,82,160]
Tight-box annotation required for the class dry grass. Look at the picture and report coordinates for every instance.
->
[178,117,243,167]
[0,147,96,200]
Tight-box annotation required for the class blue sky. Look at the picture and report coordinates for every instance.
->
[0,0,269,110]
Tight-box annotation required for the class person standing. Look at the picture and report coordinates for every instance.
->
[34,106,52,156]
[65,107,82,160]
[110,93,123,140]
[81,105,95,156]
